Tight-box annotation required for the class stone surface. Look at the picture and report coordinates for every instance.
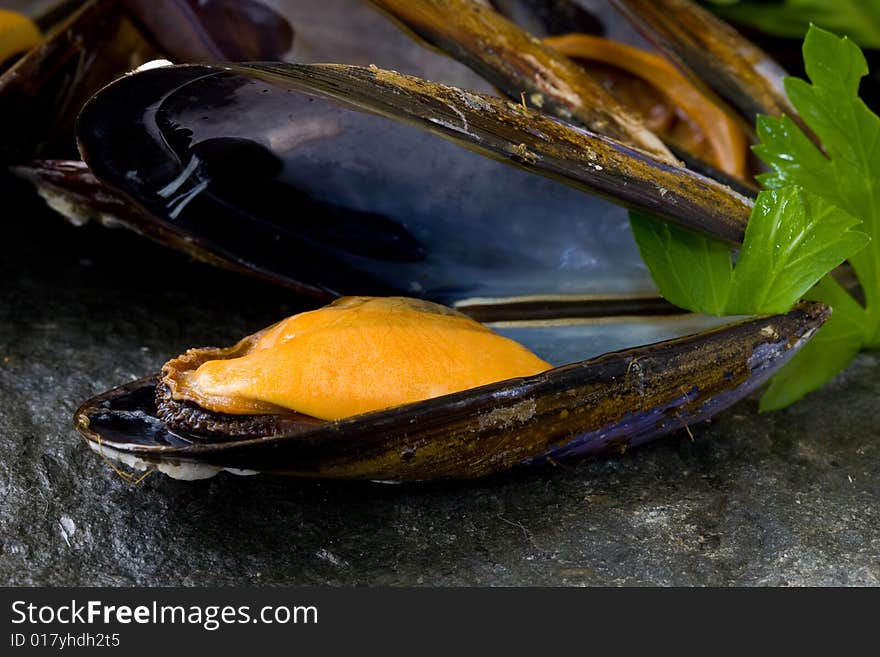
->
[1,176,878,586]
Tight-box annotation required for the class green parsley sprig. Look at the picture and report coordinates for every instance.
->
[630,25,879,410]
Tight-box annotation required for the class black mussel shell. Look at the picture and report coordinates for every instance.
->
[75,62,752,305]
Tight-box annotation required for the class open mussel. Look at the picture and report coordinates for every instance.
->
[75,298,829,481]
[369,0,675,162]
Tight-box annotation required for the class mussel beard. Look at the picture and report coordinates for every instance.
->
[156,296,552,439]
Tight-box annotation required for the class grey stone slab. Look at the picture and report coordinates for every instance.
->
[1,178,878,586]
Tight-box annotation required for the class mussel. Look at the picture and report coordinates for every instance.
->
[76,299,828,481]
[3,0,834,479]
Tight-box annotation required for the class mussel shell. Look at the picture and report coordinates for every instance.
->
[75,64,645,302]
[75,302,828,481]
[370,0,765,191]
[75,63,753,306]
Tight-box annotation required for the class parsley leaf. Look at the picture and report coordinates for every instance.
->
[629,213,732,315]
[725,189,868,314]
[706,0,880,49]
[630,188,867,316]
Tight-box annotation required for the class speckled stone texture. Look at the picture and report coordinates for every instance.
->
[1,175,878,586]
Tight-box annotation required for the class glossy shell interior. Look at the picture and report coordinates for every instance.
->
[77,65,653,303]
